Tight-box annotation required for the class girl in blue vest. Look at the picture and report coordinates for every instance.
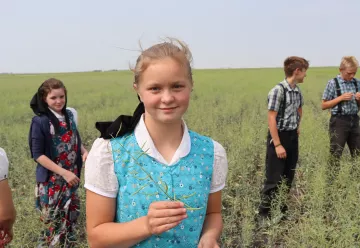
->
[85,38,228,248]
[29,78,88,247]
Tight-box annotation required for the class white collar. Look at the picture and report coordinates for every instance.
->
[134,114,191,166]
[48,107,65,120]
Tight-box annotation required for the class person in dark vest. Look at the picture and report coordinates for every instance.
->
[258,56,309,220]
[321,56,360,170]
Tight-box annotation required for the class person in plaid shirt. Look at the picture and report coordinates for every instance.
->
[258,56,309,220]
[321,56,360,168]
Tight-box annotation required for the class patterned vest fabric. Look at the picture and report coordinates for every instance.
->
[110,130,214,248]
[50,110,79,171]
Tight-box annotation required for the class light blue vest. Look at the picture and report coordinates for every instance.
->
[110,130,214,247]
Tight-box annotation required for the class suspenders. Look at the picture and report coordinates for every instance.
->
[278,84,287,130]
[333,77,358,115]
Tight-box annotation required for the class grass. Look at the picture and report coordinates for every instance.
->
[1,67,360,247]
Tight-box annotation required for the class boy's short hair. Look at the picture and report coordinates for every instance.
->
[284,56,309,77]
[340,56,359,70]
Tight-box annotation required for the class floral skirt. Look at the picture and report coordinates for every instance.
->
[35,174,80,248]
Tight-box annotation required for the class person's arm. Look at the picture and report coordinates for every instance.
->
[321,96,347,110]
[267,86,282,146]
[267,86,287,159]
[86,191,187,248]
[0,180,16,245]
[81,144,88,162]
[198,191,223,248]
[198,141,228,247]
[36,155,79,186]
[321,80,352,110]
[86,190,151,248]
[0,149,15,245]
[68,107,88,162]
[268,110,280,146]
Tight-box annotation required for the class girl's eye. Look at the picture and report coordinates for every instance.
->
[149,87,160,91]
[173,84,185,89]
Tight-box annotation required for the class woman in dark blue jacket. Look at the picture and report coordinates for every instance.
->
[29,78,88,247]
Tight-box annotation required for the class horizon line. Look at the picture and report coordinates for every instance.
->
[0,65,339,75]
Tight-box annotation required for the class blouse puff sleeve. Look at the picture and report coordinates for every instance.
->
[0,148,9,182]
[84,138,118,198]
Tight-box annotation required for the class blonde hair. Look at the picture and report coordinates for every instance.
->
[340,56,359,70]
[132,38,193,84]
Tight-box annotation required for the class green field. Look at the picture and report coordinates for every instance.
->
[1,68,360,247]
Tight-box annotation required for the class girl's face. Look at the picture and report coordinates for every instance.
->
[44,88,66,114]
[135,57,192,124]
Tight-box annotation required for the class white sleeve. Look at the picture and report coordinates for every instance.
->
[84,138,119,198]
[67,107,78,127]
[0,148,9,182]
[210,140,228,193]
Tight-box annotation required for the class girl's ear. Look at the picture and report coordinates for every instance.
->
[133,83,139,92]
[134,83,142,102]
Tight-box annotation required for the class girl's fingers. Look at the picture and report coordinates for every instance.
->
[152,208,187,218]
[150,214,187,227]
[151,201,184,210]
[152,221,182,235]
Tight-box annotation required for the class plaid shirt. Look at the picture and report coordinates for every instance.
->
[268,80,304,131]
[322,75,360,116]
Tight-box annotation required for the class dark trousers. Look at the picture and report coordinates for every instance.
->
[328,115,360,176]
[329,115,360,159]
[259,130,299,217]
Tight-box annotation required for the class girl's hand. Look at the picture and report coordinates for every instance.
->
[145,201,187,235]
[198,237,220,248]
[0,225,13,247]
[61,170,80,186]
[82,150,89,162]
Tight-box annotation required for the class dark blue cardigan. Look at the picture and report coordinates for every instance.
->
[29,111,83,182]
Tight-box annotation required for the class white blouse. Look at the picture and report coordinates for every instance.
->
[0,147,9,182]
[49,107,78,124]
[84,115,228,198]
[48,107,78,134]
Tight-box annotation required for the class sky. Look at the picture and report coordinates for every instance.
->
[1,0,359,73]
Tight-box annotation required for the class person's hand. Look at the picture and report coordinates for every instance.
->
[61,170,80,186]
[82,150,89,162]
[355,92,360,101]
[198,237,220,248]
[275,145,287,159]
[145,201,187,235]
[0,224,13,247]
[342,92,354,101]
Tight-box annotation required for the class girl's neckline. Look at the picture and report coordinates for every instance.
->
[48,107,64,118]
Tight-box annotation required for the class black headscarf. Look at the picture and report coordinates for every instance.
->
[30,81,71,134]
[95,95,145,139]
